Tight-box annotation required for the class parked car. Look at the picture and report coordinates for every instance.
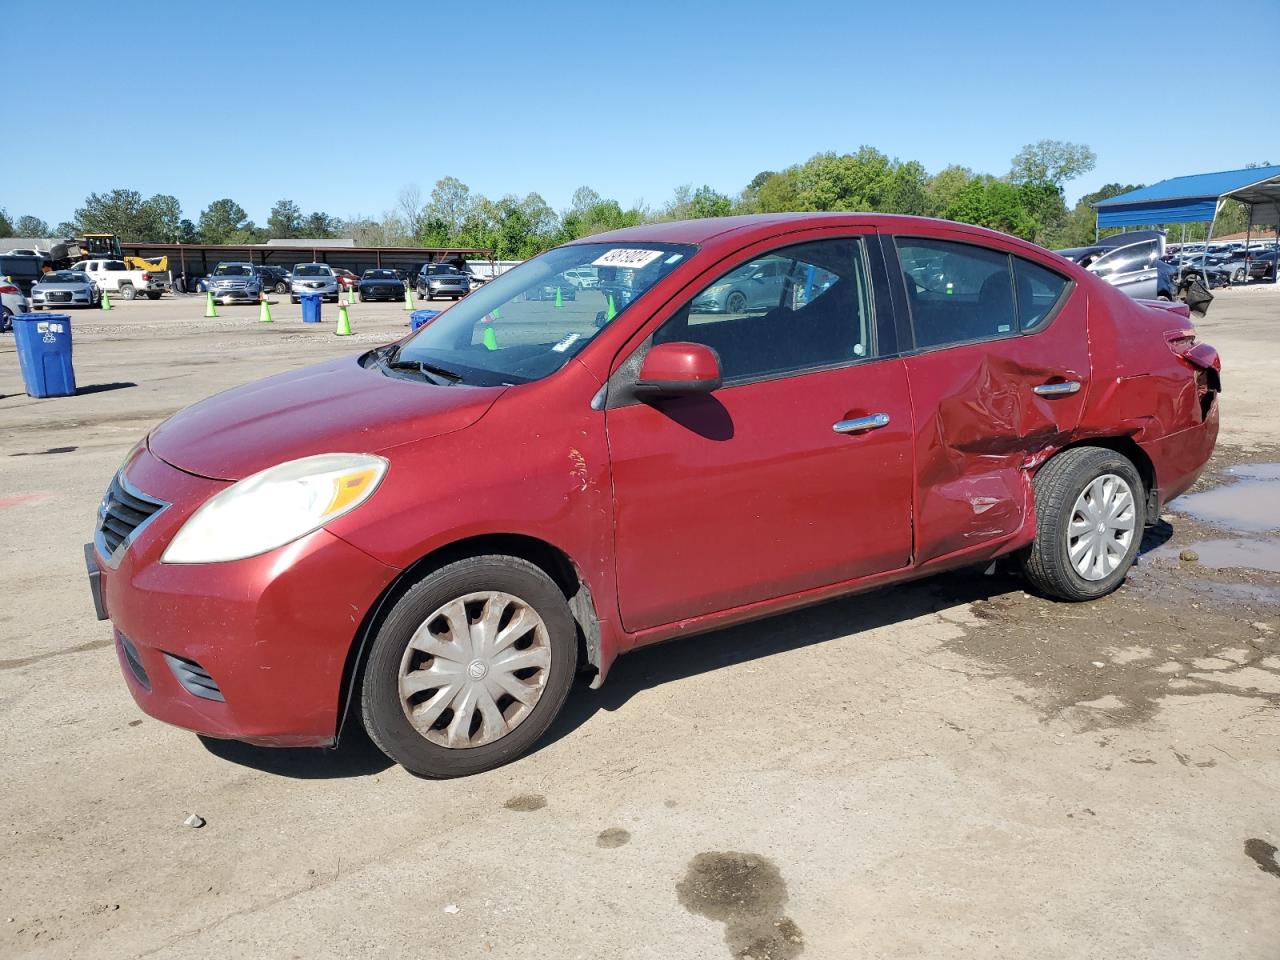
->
[1247,249,1278,281]
[562,267,599,289]
[691,257,788,313]
[6,248,41,257]
[87,213,1221,779]
[205,262,264,303]
[31,270,100,309]
[70,259,168,300]
[289,263,339,303]
[525,277,578,301]
[256,265,292,294]
[1176,254,1237,288]
[333,268,359,292]
[1056,240,1176,300]
[0,253,46,296]
[0,276,30,331]
[415,262,471,300]
[357,269,406,302]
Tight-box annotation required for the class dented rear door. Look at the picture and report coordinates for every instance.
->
[890,234,1089,565]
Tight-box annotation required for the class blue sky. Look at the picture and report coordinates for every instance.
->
[5,0,1276,228]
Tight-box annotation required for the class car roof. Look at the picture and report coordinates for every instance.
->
[573,212,1060,261]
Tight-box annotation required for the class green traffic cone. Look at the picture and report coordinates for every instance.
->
[403,286,413,312]
[259,297,272,323]
[492,305,501,320]
[205,291,218,317]
[482,325,498,350]
[336,304,352,336]
[554,286,563,309]
[605,294,616,322]
[348,286,357,305]
[101,289,112,311]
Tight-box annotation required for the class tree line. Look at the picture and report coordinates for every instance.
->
[0,141,1261,257]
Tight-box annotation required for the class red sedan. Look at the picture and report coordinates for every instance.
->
[86,214,1220,778]
[333,268,359,291]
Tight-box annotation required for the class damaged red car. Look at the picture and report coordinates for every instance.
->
[86,214,1221,778]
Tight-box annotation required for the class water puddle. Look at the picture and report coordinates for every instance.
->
[1173,463,1280,534]
[1153,538,1280,574]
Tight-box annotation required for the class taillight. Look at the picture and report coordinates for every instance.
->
[0,284,18,295]
[141,272,151,281]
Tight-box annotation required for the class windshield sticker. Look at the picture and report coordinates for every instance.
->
[551,333,582,353]
[592,248,663,270]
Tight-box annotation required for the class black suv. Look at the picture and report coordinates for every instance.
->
[256,265,292,294]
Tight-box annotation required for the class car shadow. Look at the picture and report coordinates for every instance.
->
[537,566,1023,755]
[197,723,393,780]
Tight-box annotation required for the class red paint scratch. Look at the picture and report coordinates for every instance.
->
[0,493,49,509]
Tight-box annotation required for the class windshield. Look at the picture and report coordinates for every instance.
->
[427,264,461,275]
[41,271,87,283]
[213,264,252,276]
[294,265,332,277]
[385,242,693,386]
[363,270,398,279]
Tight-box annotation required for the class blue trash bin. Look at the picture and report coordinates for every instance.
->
[409,309,440,331]
[12,313,76,398]
[301,294,322,323]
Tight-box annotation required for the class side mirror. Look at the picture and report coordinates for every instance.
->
[634,341,722,398]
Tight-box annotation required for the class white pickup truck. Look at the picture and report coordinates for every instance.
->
[70,259,170,300]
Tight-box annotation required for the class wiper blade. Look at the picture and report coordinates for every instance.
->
[385,358,464,385]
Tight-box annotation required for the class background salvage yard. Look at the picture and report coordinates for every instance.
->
[0,286,1276,957]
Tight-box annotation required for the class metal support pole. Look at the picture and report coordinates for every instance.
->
[1245,204,1253,284]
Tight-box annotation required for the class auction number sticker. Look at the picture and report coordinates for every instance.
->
[591,248,663,270]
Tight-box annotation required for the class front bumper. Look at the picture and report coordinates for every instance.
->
[209,287,261,302]
[34,292,94,306]
[90,446,400,747]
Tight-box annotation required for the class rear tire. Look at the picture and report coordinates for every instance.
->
[146,292,161,300]
[1022,446,1145,601]
[119,284,137,301]
[361,555,578,778]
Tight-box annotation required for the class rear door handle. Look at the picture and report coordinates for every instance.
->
[1033,381,1081,397]
[833,413,890,434]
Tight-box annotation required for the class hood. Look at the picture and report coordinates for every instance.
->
[34,281,91,291]
[148,355,505,481]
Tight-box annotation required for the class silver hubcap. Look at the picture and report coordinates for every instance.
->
[398,591,551,749]
[1067,473,1136,581]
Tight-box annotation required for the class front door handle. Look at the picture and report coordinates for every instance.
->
[1033,381,1081,397]
[833,413,890,434]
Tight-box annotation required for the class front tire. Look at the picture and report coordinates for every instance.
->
[1021,446,1145,601]
[275,281,288,294]
[361,556,577,778]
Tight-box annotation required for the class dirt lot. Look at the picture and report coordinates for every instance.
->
[1,286,1278,959]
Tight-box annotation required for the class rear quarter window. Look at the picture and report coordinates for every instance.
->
[1013,257,1071,331]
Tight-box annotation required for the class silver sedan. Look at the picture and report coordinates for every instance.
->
[31,270,100,309]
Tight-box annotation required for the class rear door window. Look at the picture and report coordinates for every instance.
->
[895,238,1015,348]
[1013,257,1070,331]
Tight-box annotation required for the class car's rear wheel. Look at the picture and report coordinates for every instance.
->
[1022,446,1145,601]
[146,292,161,300]
[1233,268,1246,283]
[119,283,136,301]
[2,305,14,330]
[361,556,577,778]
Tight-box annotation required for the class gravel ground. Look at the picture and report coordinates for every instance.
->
[0,286,1277,959]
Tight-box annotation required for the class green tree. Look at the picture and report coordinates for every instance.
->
[944,177,1037,239]
[300,211,340,238]
[1009,140,1097,188]
[267,199,303,239]
[142,194,184,243]
[74,189,155,240]
[0,207,12,235]
[198,199,251,243]
[428,176,473,240]
[926,165,975,218]
[54,221,78,237]
[14,215,50,237]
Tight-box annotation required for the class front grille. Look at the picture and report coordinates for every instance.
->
[164,653,225,702]
[96,472,167,566]
[48,291,72,302]
[118,632,150,689]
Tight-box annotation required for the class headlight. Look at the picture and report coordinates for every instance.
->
[161,453,387,564]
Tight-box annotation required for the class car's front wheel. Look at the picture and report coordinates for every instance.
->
[361,556,578,778]
[1022,446,1145,601]
[275,281,288,294]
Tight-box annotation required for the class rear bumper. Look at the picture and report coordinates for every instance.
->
[93,447,400,747]
[1140,399,1220,508]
